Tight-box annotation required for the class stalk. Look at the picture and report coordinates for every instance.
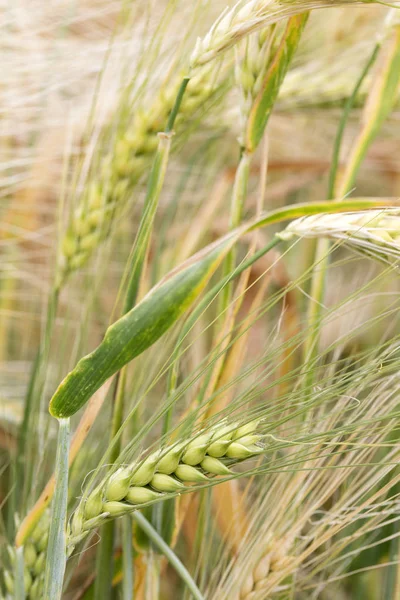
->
[165,77,190,134]
[14,547,25,600]
[163,235,282,437]
[327,44,381,200]
[220,150,252,308]
[94,78,190,600]
[10,285,60,536]
[122,516,134,600]
[43,418,70,600]
[122,132,174,311]
[301,25,396,392]
[216,14,308,355]
[133,512,204,600]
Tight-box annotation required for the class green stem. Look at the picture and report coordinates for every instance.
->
[220,150,252,309]
[43,418,70,600]
[132,512,204,600]
[338,27,400,197]
[95,80,189,599]
[164,195,391,410]
[301,237,330,391]
[93,371,128,599]
[164,236,282,431]
[122,516,134,600]
[303,40,385,386]
[12,287,60,529]
[15,547,25,600]
[328,42,381,199]
[165,77,190,133]
[123,133,173,311]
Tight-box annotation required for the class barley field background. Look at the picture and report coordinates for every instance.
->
[2,1,400,599]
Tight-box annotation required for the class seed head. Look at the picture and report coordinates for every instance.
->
[278,209,400,264]
[68,420,264,550]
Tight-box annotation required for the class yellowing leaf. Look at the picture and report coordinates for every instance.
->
[245,14,309,152]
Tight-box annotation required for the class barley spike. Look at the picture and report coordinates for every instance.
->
[68,420,264,551]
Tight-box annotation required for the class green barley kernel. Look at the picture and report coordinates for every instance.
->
[24,542,37,568]
[186,432,212,449]
[253,73,264,96]
[125,127,146,150]
[115,138,131,159]
[115,156,133,178]
[140,135,159,154]
[175,464,209,483]
[36,515,50,538]
[87,208,104,229]
[125,487,162,505]
[33,551,45,576]
[130,155,150,176]
[87,182,103,210]
[37,531,48,553]
[376,230,395,243]
[69,251,89,271]
[182,432,212,465]
[84,487,104,520]
[226,442,260,459]
[105,467,133,502]
[240,69,255,93]
[4,570,14,594]
[74,210,91,238]
[157,444,184,475]
[103,501,133,517]
[61,234,77,258]
[113,179,130,201]
[79,231,100,252]
[71,508,85,538]
[130,453,158,487]
[182,446,207,466]
[233,420,260,439]
[24,569,32,592]
[29,577,42,600]
[206,440,231,458]
[212,423,235,441]
[150,473,185,493]
[201,456,232,475]
[235,434,261,446]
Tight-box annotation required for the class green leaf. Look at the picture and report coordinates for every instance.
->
[245,13,309,152]
[43,419,70,600]
[340,24,400,195]
[49,233,239,418]
[49,197,392,418]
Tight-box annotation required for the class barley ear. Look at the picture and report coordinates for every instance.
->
[67,420,265,549]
